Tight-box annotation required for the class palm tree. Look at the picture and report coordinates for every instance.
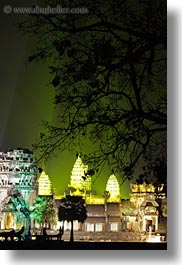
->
[31,196,57,231]
[103,191,110,230]
[30,197,47,230]
[58,196,87,242]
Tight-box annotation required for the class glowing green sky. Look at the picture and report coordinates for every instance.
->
[0,0,130,198]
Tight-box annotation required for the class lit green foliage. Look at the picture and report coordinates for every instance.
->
[31,196,57,227]
[31,197,47,224]
[58,196,87,242]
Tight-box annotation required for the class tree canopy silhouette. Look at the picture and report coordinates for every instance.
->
[20,0,167,182]
[58,195,87,242]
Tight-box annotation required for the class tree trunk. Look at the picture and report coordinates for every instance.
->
[70,220,74,242]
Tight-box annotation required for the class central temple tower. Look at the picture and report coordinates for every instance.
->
[69,155,91,192]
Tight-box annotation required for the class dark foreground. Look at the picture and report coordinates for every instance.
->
[0,240,167,250]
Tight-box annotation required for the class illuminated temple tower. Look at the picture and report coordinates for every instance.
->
[38,170,52,196]
[0,148,37,229]
[69,155,91,192]
[106,174,120,202]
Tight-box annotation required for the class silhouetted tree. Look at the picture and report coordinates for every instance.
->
[42,197,58,228]
[137,156,167,187]
[58,195,87,242]
[20,0,167,182]
[103,191,110,230]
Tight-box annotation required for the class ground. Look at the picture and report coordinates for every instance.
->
[0,240,167,250]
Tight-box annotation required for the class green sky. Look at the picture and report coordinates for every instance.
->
[0,0,130,198]
[2,45,130,197]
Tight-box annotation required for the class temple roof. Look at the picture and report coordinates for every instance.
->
[140,200,159,208]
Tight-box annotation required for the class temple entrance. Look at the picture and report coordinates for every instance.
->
[146,219,156,232]
[146,219,152,231]
[5,213,14,229]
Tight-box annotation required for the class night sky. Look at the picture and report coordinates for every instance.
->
[0,0,131,198]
